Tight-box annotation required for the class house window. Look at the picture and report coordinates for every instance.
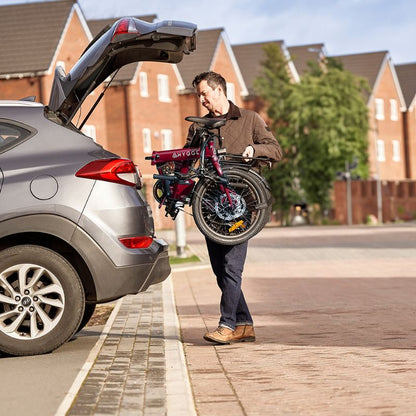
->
[161,129,172,149]
[81,124,96,142]
[142,128,151,153]
[392,140,400,162]
[390,99,398,121]
[375,98,384,120]
[376,139,385,162]
[157,74,171,102]
[139,72,149,97]
[226,82,235,103]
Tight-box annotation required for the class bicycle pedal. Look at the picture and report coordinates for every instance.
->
[229,220,246,232]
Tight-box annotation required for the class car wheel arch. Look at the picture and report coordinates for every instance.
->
[0,229,97,303]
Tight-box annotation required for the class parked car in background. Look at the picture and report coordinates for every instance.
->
[0,17,197,356]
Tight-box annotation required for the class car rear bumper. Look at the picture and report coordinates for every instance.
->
[95,241,171,302]
[71,227,171,302]
[0,214,171,303]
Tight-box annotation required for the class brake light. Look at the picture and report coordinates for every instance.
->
[76,158,141,187]
[119,236,153,249]
[112,18,140,42]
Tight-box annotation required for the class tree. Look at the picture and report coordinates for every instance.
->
[254,44,302,224]
[255,47,369,222]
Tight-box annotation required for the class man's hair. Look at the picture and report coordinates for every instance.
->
[192,71,227,96]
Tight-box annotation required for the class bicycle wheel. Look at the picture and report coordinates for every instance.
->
[192,167,271,245]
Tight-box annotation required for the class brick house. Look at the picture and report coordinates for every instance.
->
[0,1,107,143]
[395,63,416,179]
[177,28,248,129]
[330,52,413,224]
[1,0,415,226]
[332,51,407,180]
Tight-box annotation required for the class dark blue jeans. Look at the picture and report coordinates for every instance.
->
[205,237,253,330]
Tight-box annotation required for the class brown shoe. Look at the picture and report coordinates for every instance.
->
[232,325,256,342]
[203,327,234,344]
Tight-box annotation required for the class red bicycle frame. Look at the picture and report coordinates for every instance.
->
[148,130,232,209]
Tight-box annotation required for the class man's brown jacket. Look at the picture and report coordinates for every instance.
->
[186,101,282,163]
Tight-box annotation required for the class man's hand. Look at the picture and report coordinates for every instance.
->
[242,145,254,162]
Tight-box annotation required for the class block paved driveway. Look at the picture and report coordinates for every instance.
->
[173,224,416,416]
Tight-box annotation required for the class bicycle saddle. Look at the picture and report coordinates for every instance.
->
[185,116,226,129]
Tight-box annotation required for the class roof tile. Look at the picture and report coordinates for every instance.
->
[0,1,74,75]
[176,28,224,90]
[232,41,285,96]
[330,51,388,90]
[288,43,326,75]
[395,63,416,108]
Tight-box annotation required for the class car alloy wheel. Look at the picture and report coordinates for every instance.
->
[0,245,85,356]
[0,263,65,340]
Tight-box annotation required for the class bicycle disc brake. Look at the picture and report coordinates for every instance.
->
[214,192,246,220]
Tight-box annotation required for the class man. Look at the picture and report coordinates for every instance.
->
[186,71,282,344]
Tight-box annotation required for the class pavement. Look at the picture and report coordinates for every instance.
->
[53,223,416,416]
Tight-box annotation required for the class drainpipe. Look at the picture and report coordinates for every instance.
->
[374,118,383,223]
[38,76,44,104]
[124,85,133,159]
[402,111,410,178]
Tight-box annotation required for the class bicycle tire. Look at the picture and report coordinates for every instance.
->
[192,167,271,245]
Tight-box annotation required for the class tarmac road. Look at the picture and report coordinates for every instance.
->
[0,325,102,415]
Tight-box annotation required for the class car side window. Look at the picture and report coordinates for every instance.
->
[0,120,35,153]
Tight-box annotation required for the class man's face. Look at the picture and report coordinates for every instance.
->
[195,80,221,113]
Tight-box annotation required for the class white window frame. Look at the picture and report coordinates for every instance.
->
[81,124,96,142]
[390,99,398,121]
[161,129,173,150]
[375,98,385,120]
[157,74,171,102]
[376,139,385,162]
[226,82,235,103]
[392,139,400,162]
[139,72,149,97]
[142,128,151,154]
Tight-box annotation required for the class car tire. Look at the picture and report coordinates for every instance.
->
[75,303,96,334]
[0,245,85,356]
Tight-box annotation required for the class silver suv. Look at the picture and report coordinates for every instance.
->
[0,17,196,356]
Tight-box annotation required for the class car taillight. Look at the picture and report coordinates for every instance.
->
[119,236,153,249]
[76,158,142,188]
[112,18,140,42]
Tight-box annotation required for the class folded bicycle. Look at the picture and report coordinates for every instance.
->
[146,116,273,245]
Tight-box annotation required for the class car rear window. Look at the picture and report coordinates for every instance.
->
[0,120,36,153]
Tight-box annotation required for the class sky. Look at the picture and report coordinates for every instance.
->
[3,0,416,64]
